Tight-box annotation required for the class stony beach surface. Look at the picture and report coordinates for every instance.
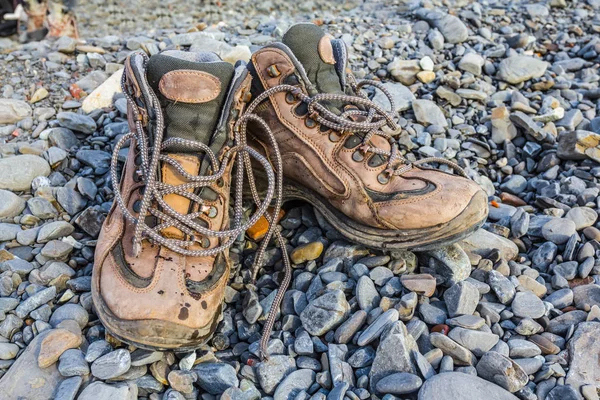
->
[2,0,600,399]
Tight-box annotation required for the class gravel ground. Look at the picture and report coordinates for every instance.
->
[2,0,600,399]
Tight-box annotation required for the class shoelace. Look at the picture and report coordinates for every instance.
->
[111,59,289,361]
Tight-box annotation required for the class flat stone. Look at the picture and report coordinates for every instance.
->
[37,221,75,243]
[38,328,83,368]
[357,309,399,346]
[498,56,548,84]
[372,82,415,112]
[194,362,239,395]
[444,281,480,318]
[290,241,323,264]
[447,327,499,357]
[300,289,350,336]
[512,291,546,319]
[557,130,600,161]
[356,276,380,312]
[81,69,124,113]
[0,342,19,360]
[547,310,587,335]
[542,218,577,244]
[78,381,137,400]
[375,372,422,395]
[273,369,315,400]
[507,339,541,358]
[91,349,131,380]
[57,112,97,134]
[167,370,197,394]
[415,8,468,43]
[476,351,528,392]
[58,349,90,377]
[53,376,82,400]
[566,207,598,230]
[412,99,448,127]
[401,274,436,297]
[429,332,474,366]
[15,286,56,318]
[546,385,584,400]
[0,155,50,191]
[334,310,366,344]
[256,355,296,395]
[461,230,518,261]
[388,59,420,85]
[0,99,32,124]
[85,340,112,362]
[458,53,484,76]
[49,303,89,329]
[0,190,25,217]
[419,372,519,400]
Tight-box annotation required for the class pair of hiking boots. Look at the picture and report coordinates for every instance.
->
[92,23,488,358]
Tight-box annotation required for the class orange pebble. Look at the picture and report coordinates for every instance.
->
[247,208,285,241]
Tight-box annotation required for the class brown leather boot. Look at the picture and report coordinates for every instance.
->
[92,50,283,351]
[245,23,488,251]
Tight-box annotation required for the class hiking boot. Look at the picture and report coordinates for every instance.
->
[245,23,488,251]
[46,0,78,39]
[92,50,283,351]
[20,0,78,42]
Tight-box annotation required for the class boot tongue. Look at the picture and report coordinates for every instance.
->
[146,51,234,153]
[283,23,344,97]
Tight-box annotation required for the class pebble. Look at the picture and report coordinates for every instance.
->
[300,289,349,336]
[194,362,239,395]
[419,372,518,400]
[511,291,546,319]
[497,56,548,84]
[0,155,50,191]
[91,349,131,380]
[375,372,423,395]
[476,351,528,393]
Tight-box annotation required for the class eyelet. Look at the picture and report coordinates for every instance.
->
[352,151,365,162]
[207,206,218,218]
[267,64,281,78]
[285,92,296,104]
[344,135,362,149]
[133,170,142,182]
[305,118,317,128]
[293,102,309,117]
[135,155,142,166]
[217,178,224,187]
[201,237,210,248]
[377,172,391,185]
[132,200,142,213]
[329,132,341,142]
[138,186,145,195]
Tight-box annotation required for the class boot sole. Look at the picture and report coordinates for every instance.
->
[248,174,488,251]
[92,261,229,352]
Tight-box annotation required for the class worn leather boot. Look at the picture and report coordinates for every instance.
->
[92,50,282,351]
[246,23,488,251]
